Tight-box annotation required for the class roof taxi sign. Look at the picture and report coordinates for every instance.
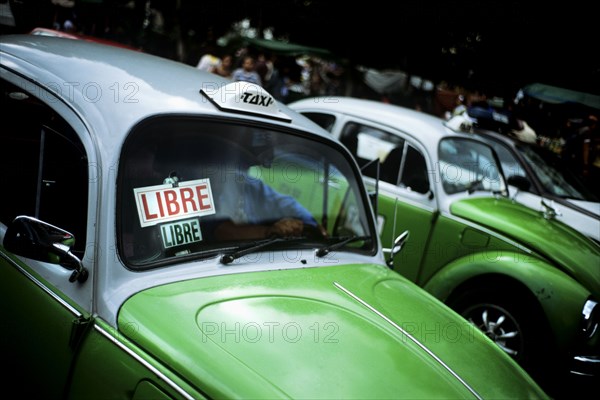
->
[200,81,292,122]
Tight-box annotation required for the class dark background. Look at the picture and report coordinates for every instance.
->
[3,0,599,98]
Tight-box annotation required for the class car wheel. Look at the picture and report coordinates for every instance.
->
[460,301,525,359]
[448,287,558,392]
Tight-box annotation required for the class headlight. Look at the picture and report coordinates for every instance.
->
[582,298,599,339]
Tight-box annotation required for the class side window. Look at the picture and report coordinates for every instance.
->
[300,112,336,132]
[399,145,430,194]
[0,79,88,255]
[339,122,404,184]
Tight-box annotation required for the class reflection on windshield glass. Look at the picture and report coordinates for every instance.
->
[118,118,373,269]
[519,145,598,201]
[439,138,506,195]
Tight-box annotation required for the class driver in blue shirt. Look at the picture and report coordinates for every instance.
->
[212,167,320,240]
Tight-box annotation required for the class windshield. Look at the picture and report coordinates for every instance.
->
[118,118,375,269]
[439,138,507,195]
[517,145,598,201]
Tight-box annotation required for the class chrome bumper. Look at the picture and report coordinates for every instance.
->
[570,354,600,377]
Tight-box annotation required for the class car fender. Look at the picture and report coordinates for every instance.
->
[422,251,591,349]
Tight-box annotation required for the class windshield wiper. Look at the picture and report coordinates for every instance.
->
[220,237,288,265]
[315,235,372,257]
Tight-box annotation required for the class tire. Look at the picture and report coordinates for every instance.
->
[447,286,559,393]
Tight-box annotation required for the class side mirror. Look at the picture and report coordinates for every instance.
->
[386,230,409,268]
[3,216,88,283]
[507,175,531,192]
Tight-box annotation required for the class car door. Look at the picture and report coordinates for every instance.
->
[333,118,437,282]
[0,76,95,397]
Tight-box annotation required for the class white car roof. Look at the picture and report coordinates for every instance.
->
[289,96,473,148]
[0,35,327,145]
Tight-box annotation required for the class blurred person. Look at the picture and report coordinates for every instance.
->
[562,114,598,180]
[212,54,233,79]
[231,56,262,86]
[202,142,324,241]
[197,53,220,72]
[452,94,467,117]
[196,40,221,73]
[510,119,537,144]
[257,53,286,101]
[50,0,76,32]
[507,99,537,144]
[256,53,281,92]
[255,52,273,85]
[280,59,307,104]
[211,166,320,241]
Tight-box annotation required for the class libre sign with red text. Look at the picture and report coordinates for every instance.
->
[134,179,216,227]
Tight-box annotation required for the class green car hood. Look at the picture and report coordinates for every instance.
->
[451,197,600,295]
[118,264,545,399]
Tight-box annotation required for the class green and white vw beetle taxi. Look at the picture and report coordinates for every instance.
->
[0,35,547,399]
[289,96,600,397]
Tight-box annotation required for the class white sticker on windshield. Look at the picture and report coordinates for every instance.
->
[134,178,216,227]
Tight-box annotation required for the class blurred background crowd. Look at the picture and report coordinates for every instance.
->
[1,0,598,189]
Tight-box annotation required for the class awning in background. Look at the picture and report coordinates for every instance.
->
[220,35,333,59]
[245,37,332,58]
[521,83,600,110]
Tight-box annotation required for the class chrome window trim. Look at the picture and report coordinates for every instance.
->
[0,251,82,318]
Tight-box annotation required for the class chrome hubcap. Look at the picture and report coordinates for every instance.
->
[464,303,523,359]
